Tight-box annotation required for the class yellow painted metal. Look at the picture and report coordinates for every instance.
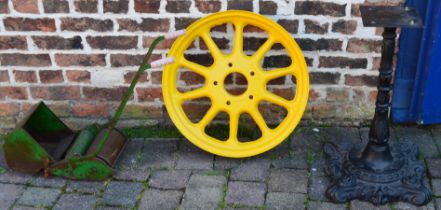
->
[163,10,309,158]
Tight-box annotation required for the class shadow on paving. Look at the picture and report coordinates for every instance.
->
[0,126,440,209]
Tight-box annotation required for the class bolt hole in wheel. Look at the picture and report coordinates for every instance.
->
[163,11,309,158]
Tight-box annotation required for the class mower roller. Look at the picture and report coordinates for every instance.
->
[3,32,182,180]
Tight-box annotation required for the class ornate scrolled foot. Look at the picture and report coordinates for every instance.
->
[324,142,432,206]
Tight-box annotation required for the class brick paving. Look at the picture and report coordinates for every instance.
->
[0,126,440,209]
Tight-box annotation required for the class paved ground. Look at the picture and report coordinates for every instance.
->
[1,126,441,210]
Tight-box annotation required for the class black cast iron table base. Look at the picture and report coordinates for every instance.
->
[324,141,431,206]
[322,6,431,206]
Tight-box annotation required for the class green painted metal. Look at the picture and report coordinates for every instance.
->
[3,35,167,180]
[3,129,52,173]
[65,124,100,158]
[24,102,71,133]
[50,159,112,180]
[81,36,165,160]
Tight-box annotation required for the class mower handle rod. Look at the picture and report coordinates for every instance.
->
[78,30,185,160]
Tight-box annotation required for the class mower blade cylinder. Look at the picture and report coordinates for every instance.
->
[65,124,100,158]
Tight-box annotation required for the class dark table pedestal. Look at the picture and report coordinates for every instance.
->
[324,6,431,206]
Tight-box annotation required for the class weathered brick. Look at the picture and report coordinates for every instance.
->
[263,55,291,68]
[304,19,329,34]
[33,36,83,50]
[326,87,349,102]
[0,0,9,13]
[0,102,20,117]
[184,54,213,67]
[104,0,128,13]
[0,54,51,67]
[272,88,295,100]
[347,38,382,53]
[351,4,361,17]
[195,0,221,13]
[0,36,27,50]
[310,72,340,84]
[135,0,160,13]
[137,87,163,102]
[151,71,162,84]
[122,104,162,119]
[124,71,148,84]
[4,18,55,32]
[43,0,69,13]
[111,54,142,67]
[345,75,377,87]
[14,70,37,83]
[12,0,39,13]
[111,54,160,67]
[180,71,205,85]
[66,70,91,83]
[309,89,320,101]
[368,90,377,103]
[200,37,229,50]
[332,20,357,34]
[39,70,64,83]
[175,17,198,30]
[55,54,106,66]
[0,87,28,99]
[144,37,180,50]
[72,103,108,117]
[31,86,81,100]
[83,87,128,101]
[277,19,298,34]
[118,18,169,32]
[227,0,253,11]
[319,56,368,69]
[166,0,191,13]
[297,38,342,51]
[87,36,138,50]
[260,0,277,15]
[61,18,113,32]
[0,71,10,82]
[295,1,346,17]
[74,0,97,13]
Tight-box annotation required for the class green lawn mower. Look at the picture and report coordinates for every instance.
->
[2,31,184,180]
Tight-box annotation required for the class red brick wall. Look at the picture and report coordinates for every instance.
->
[0,0,403,131]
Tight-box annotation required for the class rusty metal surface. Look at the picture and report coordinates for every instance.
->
[86,129,127,167]
[21,103,76,161]
[360,6,423,28]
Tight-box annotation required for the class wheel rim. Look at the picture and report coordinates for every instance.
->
[163,10,309,158]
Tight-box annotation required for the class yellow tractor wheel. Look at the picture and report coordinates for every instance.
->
[163,10,309,158]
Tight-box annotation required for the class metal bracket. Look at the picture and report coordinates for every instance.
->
[360,6,423,28]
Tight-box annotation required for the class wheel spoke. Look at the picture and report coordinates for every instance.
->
[227,111,240,143]
[264,66,296,82]
[200,31,222,58]
[180,58,209,78]
[178,87,209,102]
[252,36,275,62]
[233,22,245,54]
[263,91,291,109]
[248,107,269,136]
[197,106,219,130]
